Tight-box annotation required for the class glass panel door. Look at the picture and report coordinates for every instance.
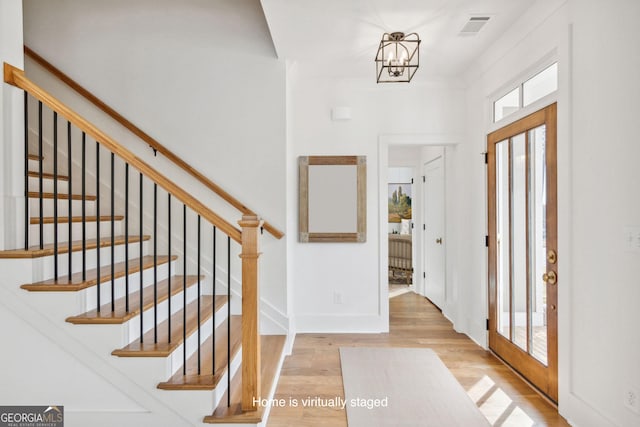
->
[529,125,548,365]
[495,140,510,340]
[487,104,557,402]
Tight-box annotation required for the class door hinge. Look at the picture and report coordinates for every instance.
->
[423,272,426,279]
[411,222,414,229]
[423,224,426,231]
[483,152,488,164]
[411,178,414,184]
[485,235,489,247]
[486,319,490,330]
[422,175,426,182]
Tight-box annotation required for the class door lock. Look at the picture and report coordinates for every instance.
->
[542,270,557,285]
[547,250,557,264]
[436,237,443,244]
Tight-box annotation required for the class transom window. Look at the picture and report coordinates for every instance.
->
[493,62,558,123]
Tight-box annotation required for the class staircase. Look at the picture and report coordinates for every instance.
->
[1,63,286,427]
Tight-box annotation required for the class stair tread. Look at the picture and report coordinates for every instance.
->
[21,255,177,291]
[112,295,227,357]
[0,235,150,259]
[157,315,242,390]
[28,154,43,161]
[203,335,286,424]
[66,275,201,324]
[30,215,124,224]
[28,191,97,201]
[28,171,70,181]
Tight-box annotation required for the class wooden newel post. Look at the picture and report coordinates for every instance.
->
[239,214,262,411]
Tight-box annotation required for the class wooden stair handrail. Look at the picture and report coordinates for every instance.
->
[4,62,242,243]
[23,46,284,240]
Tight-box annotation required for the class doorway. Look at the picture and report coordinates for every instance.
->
[423,156,446,310]
[487,103,558,402]
[387,167,414,298]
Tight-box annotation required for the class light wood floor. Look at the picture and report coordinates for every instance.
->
[268,292,569,426]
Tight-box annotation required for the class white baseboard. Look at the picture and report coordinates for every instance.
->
[295,314,387,333]
[464,316,488,350]
[260,297,288,335]
[560,391,617,427]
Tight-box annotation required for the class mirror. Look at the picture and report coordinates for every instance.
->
[299,156,366,242]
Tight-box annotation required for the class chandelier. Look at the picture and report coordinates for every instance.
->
[375,32,420,83]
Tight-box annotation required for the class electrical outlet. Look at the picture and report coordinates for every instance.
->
[333,292,343,305]
[624,387,639,414]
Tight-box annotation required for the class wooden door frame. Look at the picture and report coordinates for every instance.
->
[487,103,558,402]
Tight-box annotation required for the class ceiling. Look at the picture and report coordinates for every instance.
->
[260,0,535,80]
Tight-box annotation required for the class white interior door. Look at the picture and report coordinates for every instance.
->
[423,156,445,309]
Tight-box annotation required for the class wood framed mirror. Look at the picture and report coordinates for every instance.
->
[299,155,366,243]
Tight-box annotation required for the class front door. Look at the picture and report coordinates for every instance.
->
[487,103,558,402]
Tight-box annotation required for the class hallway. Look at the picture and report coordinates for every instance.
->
[268,292,568,426]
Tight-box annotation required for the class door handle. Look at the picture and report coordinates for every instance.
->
[436,237,443,244]
[542,270,557,285]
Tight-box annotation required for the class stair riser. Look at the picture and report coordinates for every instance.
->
[122,278,202,343]
[28,176,70,193]
[29,220,124,246]
[32,240,148,280]
[212,346,243,411]
[27,158,43,170]
[122,287,219,354]
[29,197,97,217]
[167,302,230,376]
[82,260,175,312]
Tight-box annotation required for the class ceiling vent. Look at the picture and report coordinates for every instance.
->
[459,17,490,36]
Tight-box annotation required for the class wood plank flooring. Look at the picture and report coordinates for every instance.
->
[267,292,569,427]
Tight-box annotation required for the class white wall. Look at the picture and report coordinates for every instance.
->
[288,68,465,332]
[562,1,640,425]
[22,0,289,332]
[0,0,25,250]
[463,0,640,425]
[388,146,421,167]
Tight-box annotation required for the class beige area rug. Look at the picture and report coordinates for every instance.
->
[339,347,490,427]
